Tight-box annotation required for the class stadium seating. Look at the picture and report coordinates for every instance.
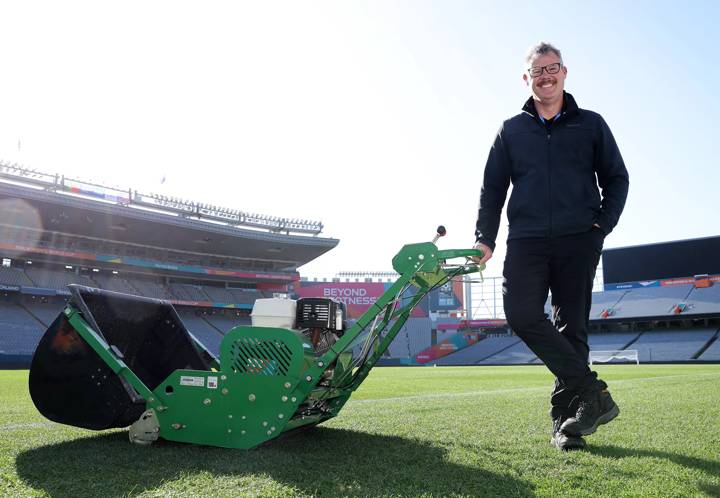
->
[229,289,262,304]
[402,318,433,356]
[477,339,538,365]
[630,329,716,362]
[168,283,210,302]
[22,300,66,326]
[176,309,224,356]
[588,331,641,351]
[0,267,34,287]
[685,284,720,315]
[24,267,96,290]
[433,335,521,365]
[609,285,693,319]
[128,278,175,300]
[0,301,45,354]
[202,286,237,303]
[92,274,138,295]
[386,330,410,358]
[589,290,628,318]
[697,332,720,360]
[203,313,250,334]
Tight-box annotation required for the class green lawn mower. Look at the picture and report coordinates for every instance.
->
[29,227,483,449]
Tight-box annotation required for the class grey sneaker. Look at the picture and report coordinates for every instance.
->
[560,389,620,436]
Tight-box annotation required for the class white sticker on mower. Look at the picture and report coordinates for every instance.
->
[180,376,205,387]
[207,376,218,389]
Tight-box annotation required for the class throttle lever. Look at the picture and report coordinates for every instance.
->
[432,225,447,244]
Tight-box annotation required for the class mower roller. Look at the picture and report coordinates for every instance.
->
[29,227,483,449]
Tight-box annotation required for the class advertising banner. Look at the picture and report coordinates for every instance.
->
[604,274,720,291]
[294,281,429,319]
[63,178,130,204]
[427,279,464,311]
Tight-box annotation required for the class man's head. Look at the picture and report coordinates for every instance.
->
[523,42,567,108]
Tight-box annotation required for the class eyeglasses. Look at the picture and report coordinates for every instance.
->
[527,62,562,78]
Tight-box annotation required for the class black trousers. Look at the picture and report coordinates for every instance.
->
[502,228,606,415]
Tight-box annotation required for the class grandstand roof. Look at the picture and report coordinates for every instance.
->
[0,182,338,270]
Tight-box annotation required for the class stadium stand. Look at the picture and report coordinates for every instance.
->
[91,273,138,294]
[697,330,720,360]
[433,335,521,365]
[630,329,716,362]
[201,312,251,334]
[477,339,538,365]
[588,331,641,351]
[127,277,175,300]
[589,289,627,318]
[386,330,411,358]
[0,163,338,366]
[168,283,210,302]
[609,285,694,319]
[402,318,433,357]
[0,301,45,354]
[24,267,96,289]
[229,289,262,304]
[176,309,224,356]
[202,285,237,303]
[0,266,34,287]
[20,300,65,326]
[686,284,720,315]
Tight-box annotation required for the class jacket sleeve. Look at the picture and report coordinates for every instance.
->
[593,116,629,235]
[475,126,511,251]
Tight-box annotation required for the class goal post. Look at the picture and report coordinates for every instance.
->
[589,349,639,365]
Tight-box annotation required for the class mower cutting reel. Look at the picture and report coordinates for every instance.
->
[29,227,483,449]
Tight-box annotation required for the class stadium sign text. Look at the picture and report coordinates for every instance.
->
[323,287,378,306]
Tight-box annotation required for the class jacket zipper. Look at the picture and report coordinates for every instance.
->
[547,128,552,237]
[544,111,566,238]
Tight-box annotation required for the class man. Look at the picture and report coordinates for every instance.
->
[472,42,629,450]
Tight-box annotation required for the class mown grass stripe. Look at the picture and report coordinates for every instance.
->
[348,371,720,405]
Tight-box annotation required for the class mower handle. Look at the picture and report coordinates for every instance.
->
[436,248,484,261]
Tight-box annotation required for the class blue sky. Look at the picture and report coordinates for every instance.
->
[0,1,718,277]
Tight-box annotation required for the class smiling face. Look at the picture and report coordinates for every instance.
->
[523,52,567,108]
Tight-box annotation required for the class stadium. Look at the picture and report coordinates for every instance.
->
[5,161,717,369]
[1,161,718,497]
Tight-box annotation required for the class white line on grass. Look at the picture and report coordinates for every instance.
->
[0,422,55,431]
[348,372,720,405]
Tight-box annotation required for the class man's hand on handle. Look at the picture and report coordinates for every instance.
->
[471,242,493,265]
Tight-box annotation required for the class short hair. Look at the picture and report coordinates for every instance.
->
[525,42,563,67]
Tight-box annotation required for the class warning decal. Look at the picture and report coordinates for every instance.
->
[207,376,218,389]
[180,376,205,387]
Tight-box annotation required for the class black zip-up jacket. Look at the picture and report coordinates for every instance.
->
[475,92,629,250]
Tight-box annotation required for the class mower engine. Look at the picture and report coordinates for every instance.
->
[250,297,346,387]
[251,297,345,356]
[295,298,345,355]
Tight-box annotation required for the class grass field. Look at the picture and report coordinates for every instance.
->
[1,364,719,497]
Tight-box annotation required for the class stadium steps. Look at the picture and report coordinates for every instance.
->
[621,330,646,349]
[473,337,523,364]
[23,271,38,286]
[692,327,720,360]
[14,302,48,329]
[125,279,146,297]
[200,315,225,335]
[588,289,630,318]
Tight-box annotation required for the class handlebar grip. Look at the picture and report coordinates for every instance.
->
[436,248,484,260]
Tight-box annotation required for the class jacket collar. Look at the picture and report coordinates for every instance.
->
[522,91,579,120]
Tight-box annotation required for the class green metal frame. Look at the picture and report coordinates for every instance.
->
[61,240,483,448]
